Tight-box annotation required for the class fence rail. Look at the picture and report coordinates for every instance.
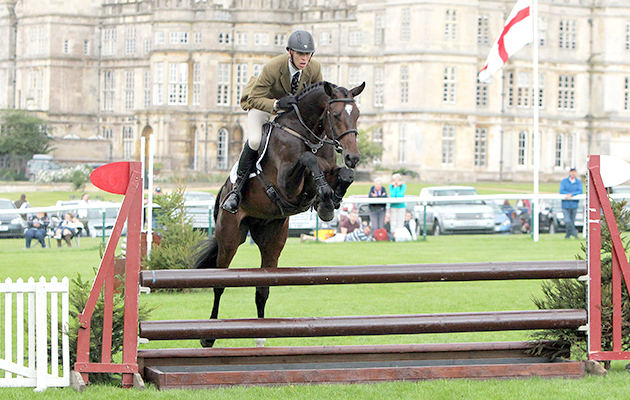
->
[0,276,70,391]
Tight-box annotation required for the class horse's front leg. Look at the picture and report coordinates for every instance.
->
[298,152,335,221]
[329,166,355,209]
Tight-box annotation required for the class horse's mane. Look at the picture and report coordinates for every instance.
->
[296,81,337,102]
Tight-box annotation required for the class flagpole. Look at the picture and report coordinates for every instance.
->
[532,0,540,242]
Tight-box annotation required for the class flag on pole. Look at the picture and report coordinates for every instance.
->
[478,0,533,83]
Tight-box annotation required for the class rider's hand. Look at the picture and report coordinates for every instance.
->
[276,94,297,110]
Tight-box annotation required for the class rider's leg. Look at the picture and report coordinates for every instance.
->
[221,109,270,213]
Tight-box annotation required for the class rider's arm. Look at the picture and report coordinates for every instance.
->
[246,62,281,114]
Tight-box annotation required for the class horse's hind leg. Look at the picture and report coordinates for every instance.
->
[250,218,289,347]
[200,287,225,348]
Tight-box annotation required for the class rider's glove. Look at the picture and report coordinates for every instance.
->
[276,94,297,110]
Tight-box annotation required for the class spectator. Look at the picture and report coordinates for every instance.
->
[301,210,361,242]
[394,212,418,242]
[25,212,49,249]
[559,167,583,239]
[14,194,30,220]
[389,173,407,234]
[301,221,372,243]
[77,193,90,236]
[368,178,387,231]
[53,213,83,247]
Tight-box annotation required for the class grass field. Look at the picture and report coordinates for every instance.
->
[2,233,630,399]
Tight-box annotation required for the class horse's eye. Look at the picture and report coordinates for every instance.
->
[333,113,341,120]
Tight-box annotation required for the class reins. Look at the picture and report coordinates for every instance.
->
[274,96,358,155]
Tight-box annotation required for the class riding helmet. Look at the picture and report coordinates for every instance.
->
[286,30,315,53]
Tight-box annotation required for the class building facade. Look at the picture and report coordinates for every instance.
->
[1,0,629,181]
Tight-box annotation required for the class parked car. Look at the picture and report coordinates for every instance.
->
[183,191,215,231]
[288,209,338,237]
[0,199,25,238]
[489,201,512,234]
[538,199,585,234]
[26,154,61,181]
[86,202,126,237]
[413,186,495,236]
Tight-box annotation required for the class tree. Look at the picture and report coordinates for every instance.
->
[356,128,384,166]
[0,111,52,156]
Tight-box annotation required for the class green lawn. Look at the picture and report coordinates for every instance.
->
[2,233,629,399]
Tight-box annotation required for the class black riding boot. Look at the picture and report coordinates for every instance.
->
[221,143,258,214]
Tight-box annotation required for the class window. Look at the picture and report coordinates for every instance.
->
[559,20,577,49]
[29,68,43,109]
[538,73,545,109]
[445,9,458,40]
[123,126,134,160]
[219,32,231,44]
[567,133,576,168]
[143,70,151,108]
[194,32,202,44]
[144,39,151,54]
[83,40,89,55]
[474,127,487,167]
[517,71,530,108]
[193,63,201,106]
[400,65,409,104]
[217,128,228,170]
[180,32,189,44]
[555,133,564,168]
[102,127,113,140]
[63,39,69,54]
[153,62,164,105]
[443,67,456,104]
[374,66,384,107]
[169,32,178,44]
[348,66,362,106]
[125,27,136,54]
[507,71,514,107]
[29,26,46,54]
[398,124,407,164]
[235,63,247,105]
[322,65,332,82]
[558,75,576,111]
[539,17,547,46]
[517,131,527,166]
[274,33,286,46]
[253,64,262,77]
[373,126,382,164]
[155,31,164,45]
[401,8,411,41]
[236,32,248,45]
[476,80,488,107]
[626,22,630,51]
[625,77,629,112]
[125,70,134,110]
[168,63,188,105]
[319,32,331,46]
[102,70,115,111]
[254,33,269,46]
[442,125,455,166]
[375,14,385,45]
[477,15,489,44]
[349,30,362,46]
[217,63,230,106]
[102,28,117,56]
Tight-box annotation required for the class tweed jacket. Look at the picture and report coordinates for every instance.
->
[240,53,322,113]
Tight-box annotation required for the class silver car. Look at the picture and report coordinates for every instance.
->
[413,186,495,236]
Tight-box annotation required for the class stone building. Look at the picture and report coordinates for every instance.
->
[0,0,629,181]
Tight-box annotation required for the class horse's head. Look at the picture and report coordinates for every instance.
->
[323,81,365,169]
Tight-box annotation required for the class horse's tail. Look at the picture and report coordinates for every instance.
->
[192,236,219,269]
[192,183,226,270]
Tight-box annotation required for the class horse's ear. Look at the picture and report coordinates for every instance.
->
[350,82,366,97]
[324,81,335,97]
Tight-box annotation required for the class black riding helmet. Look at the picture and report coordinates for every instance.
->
[286,30,315,54]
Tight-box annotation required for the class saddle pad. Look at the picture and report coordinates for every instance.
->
[229,123,273,184]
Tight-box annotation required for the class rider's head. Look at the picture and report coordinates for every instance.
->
[286,30,315,71]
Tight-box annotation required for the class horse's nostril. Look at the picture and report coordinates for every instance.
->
[345,154,360,168]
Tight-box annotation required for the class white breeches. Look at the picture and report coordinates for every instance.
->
[247,108,272,150]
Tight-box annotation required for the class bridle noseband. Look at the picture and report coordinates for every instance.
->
[282,96,358,154]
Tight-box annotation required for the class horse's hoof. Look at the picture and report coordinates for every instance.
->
[254,338,266,348]
[317,204,335,222]
[200,338,216,348]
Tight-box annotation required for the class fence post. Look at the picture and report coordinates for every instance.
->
[35,277,47,392]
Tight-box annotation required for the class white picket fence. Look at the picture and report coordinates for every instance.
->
[0,277,70,391]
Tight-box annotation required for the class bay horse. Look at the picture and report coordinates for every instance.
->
[194,81,365,347]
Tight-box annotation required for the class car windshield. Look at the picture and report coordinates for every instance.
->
[0,200,15,210]
[431,189,483,205]
[87,207,119,219]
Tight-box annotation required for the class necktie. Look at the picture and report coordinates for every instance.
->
[291,72,300,94]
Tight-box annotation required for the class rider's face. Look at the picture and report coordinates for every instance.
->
[290,50,312,70]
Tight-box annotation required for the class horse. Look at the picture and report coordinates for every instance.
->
[194,81,365,347]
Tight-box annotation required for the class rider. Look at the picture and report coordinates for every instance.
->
[221,30,323,213]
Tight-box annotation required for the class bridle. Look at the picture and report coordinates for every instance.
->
[280,96,358,154]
